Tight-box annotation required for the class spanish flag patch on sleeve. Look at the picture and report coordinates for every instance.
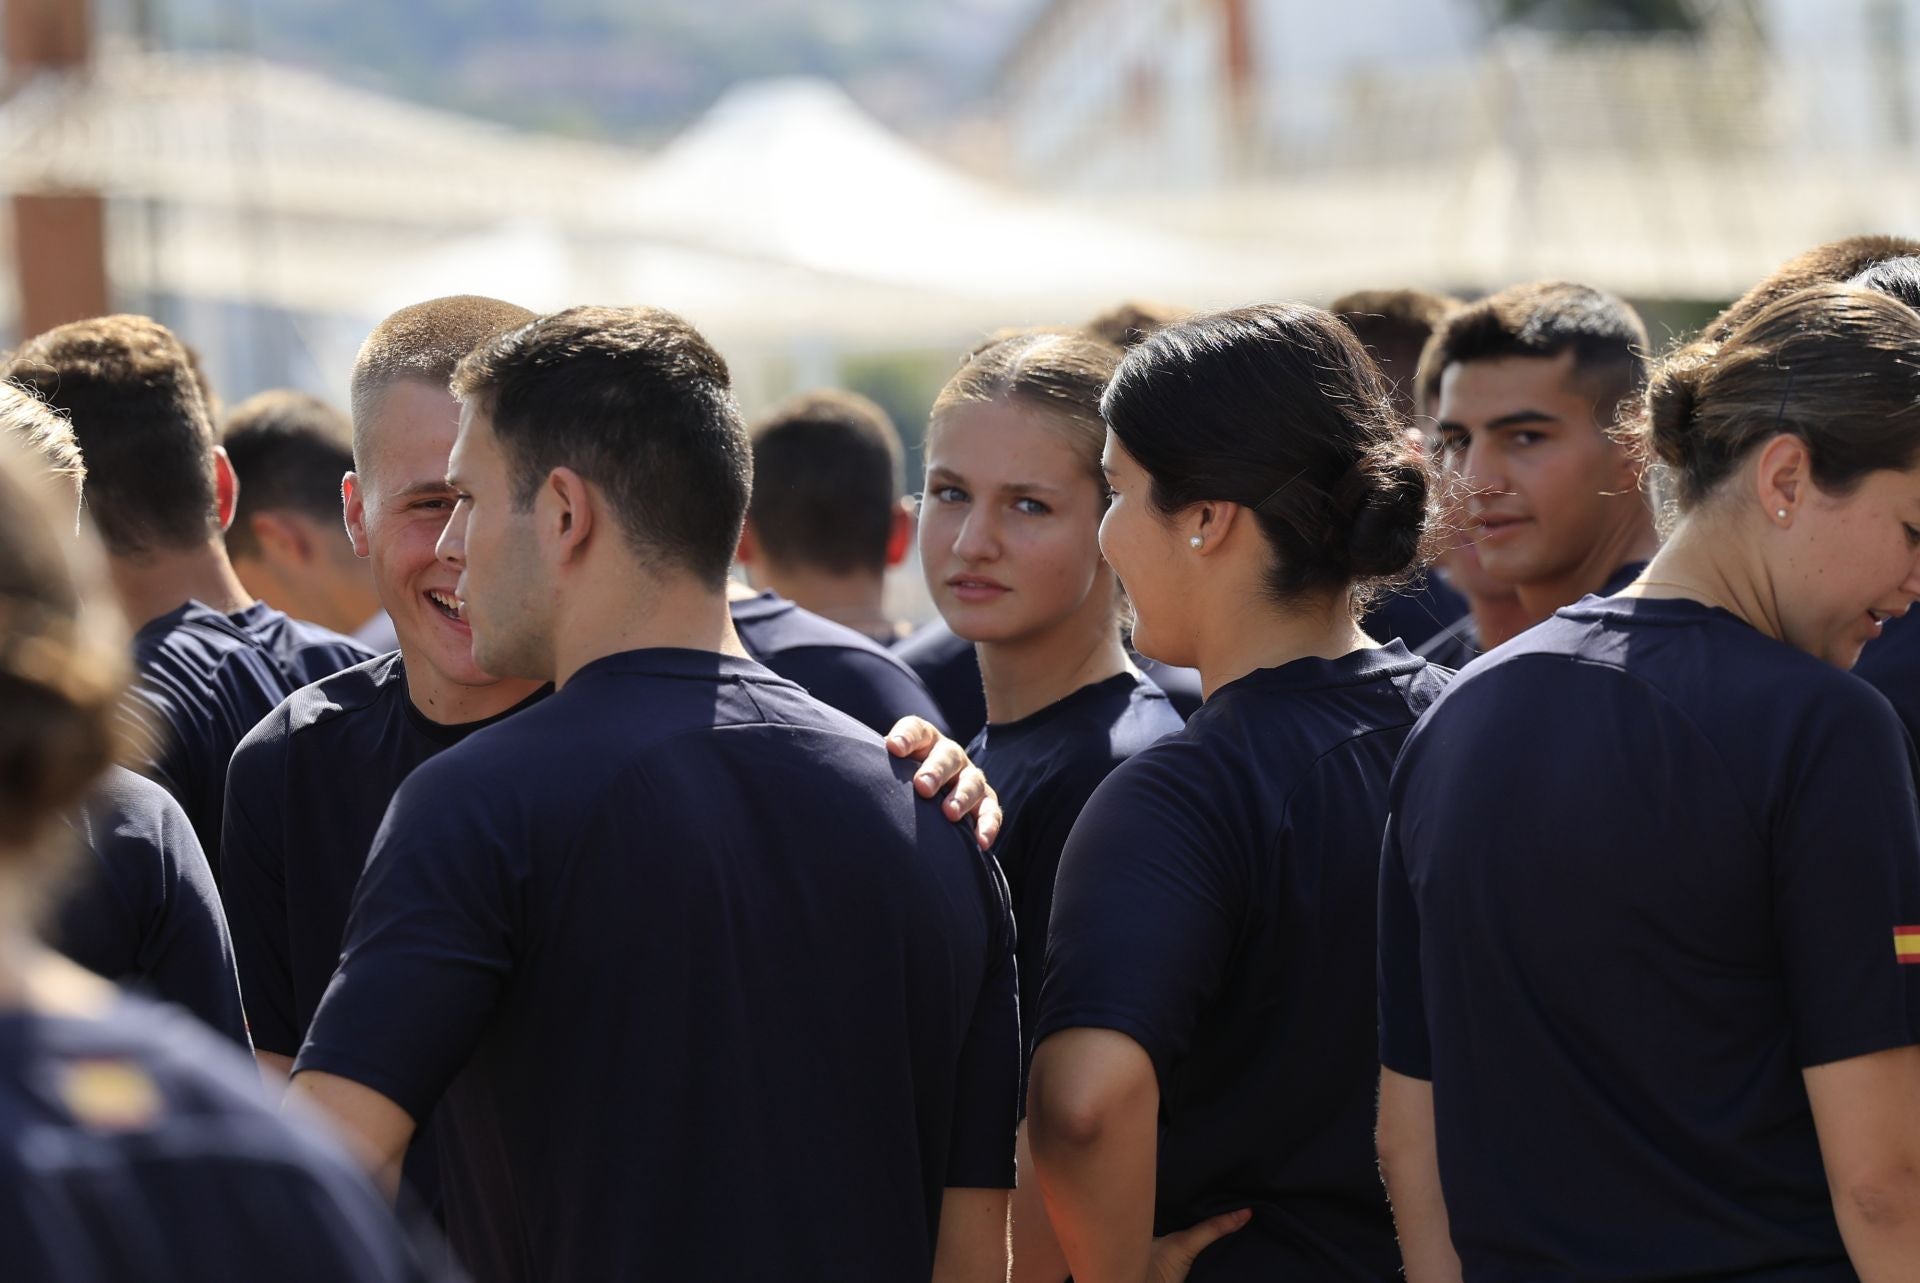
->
[1896,927,1920,964]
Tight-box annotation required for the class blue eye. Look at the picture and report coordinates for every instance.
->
[1014,497,1051,516]
[933,486,968,505]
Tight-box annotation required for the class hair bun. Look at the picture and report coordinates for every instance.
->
[1644,347,1711,471]
[1344,450,1429,581]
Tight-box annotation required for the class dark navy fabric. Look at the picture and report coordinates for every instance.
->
[298,649,1018,1283]
[223,652,546,1219]
[1037,642,1444,1282]
[53,767,249,1048]
[967,671,1182,1078]
[0,993,442,1283]
[1133,655,1203,720]
[730,590,949,736]
[1854,609,1920,752]
[1380,594,1920,1282]
[1415,560,1645,672]
[1361,572,1467,652]
[122,601,371,870]
[893,620,987,742]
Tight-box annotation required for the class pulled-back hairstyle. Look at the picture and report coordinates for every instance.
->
[1706,235,1920,342]
[1103,303,1430,607]
[1414,281,1648,422]
[221,390,354,557]
[0,436,129,860]
[1331,287,1460,420]
[7,315,217,557]
[1640,284,1920,511]
[1851,256,1920,311]
[1082,300,1190,351]
[0,382,86,501]
[931,329,1122,487]
[452,305,751,588]
[748,389,902,576]
[350,295,536,466]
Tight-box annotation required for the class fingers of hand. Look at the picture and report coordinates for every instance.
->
[885,716,937,760]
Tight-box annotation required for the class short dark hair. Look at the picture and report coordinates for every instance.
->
[221,390,354,557]
[1103,303,1430,608]
[1331,288,1460,419]
[1706,235,1920,342]
[7,315,218,557]
[747,389,902,576]
[1641,285,1920,510]
[1082,300,1190,351]
[452,306,750,588]
[351,295,537,465]
[1415,281,1648,422]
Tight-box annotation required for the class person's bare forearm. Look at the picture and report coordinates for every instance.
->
[1011,1122,1071,1283]
[1833,1178,1920,1283]
[1377,1069,1463,1283]
[1028,1075,1159,1280]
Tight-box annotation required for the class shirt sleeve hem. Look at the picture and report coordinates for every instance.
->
[292,1045,435,1126]
[1378,1048,1433,1081]
[1796,1024,1920,1070]
[1031,1006,1173,1088]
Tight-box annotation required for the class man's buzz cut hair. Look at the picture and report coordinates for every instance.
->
[220,390,355,558]
[349,295,537,466]
[747,389,903,577]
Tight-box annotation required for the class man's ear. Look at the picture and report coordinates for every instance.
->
[212,446,240,531]
[342,472,371,559]
[736,519,759,567]
[544,467,594,562]
[885,500,913,568]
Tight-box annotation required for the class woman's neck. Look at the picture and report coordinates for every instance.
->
[1193,590,1373,699]
[978,622,1133,726]
[1621,512,1782,642]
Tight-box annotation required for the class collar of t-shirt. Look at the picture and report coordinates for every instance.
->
[563,646,781,692]
[1211,638,1425,703]
[727,590,793,624]
[1599,560,1649,597]
[1557,591,1750,634]
[399,664,554,748]
[978,672,1151,747]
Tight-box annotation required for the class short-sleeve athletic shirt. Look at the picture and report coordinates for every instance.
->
[968,671,1181,1075]
[123,601,371,868]
[1037,642,1445,1281]
[53,767,249,1047]
[729,590,949,735]
[1379,594,1920,1280]
[298,649,1018,1283]
[1417,560,1646,672]
[0,993,442,1282]
[894,621,989,743]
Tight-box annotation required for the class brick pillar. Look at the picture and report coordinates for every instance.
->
[9,0,109,337]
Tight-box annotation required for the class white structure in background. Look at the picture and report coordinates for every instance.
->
[995,0,1920,297]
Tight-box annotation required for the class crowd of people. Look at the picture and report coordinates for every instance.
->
[1,232,1919,1283]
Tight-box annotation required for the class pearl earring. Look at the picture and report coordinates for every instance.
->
[1189,535,1204,550]
[1776,508,1788,520]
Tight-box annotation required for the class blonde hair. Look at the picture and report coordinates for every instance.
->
[931,330,1121,487]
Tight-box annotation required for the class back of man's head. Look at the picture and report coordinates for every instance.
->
[453,306,751,589]
[1083,300,1190,351]
[747,390,902,578]
[351,295,538,472]
[7,315,217,558]
[1416,281,1648,422]
[221,391,354,558]
[1708,235,1920,342]
[1331,288,1461,420]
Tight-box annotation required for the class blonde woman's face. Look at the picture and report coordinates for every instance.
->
[919,400,1113,650]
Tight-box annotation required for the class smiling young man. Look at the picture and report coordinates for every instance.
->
[289,306,1018,1283]
[1413,282,1661,669]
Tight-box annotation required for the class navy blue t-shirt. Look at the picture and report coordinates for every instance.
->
[53,767,249,1048]
[298,649,1019,1283]
[1853,609,1920,751]
[1380,595,1920,1281]
[730,590,949,736]
[1037,642,1444,1281]
[1418,559,1646,671]
[222,652,548,1059]
[0,992,442,1283]
[123,600,371,869]
[894,620,988,742]
[1361,572,1467,652]
[968,671,1182,1074]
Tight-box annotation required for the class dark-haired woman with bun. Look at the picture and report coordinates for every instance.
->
[1027,303,1444,1283]
[1378,283,1920,1282]
[0,436,443,1281]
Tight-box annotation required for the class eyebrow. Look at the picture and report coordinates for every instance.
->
[1436,409,1560,435]
[926,466,1066,496]
[392,479,456,500]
